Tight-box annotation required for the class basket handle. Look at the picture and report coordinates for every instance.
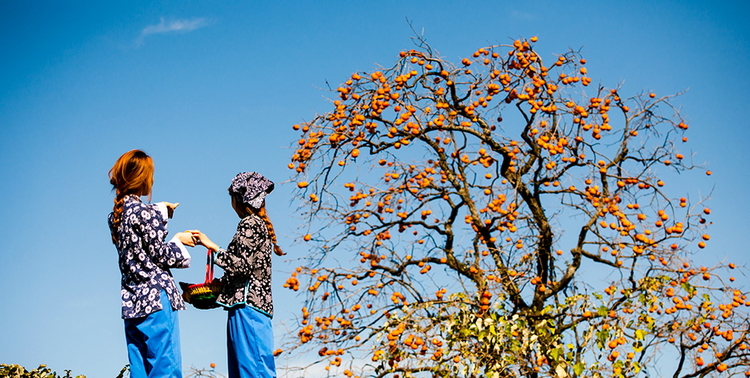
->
[205,249,215,283]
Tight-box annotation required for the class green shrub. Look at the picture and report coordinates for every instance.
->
[0,364,86,378]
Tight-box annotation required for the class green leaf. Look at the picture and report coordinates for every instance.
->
[635,329,647,340]
[633,340,644,353]
[681,282,694,294]
[597,305,609,317]
[574,362,585,376]
[550,347,562,361]
[596,329,610,345]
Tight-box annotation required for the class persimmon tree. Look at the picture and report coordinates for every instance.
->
[281,37,750,378]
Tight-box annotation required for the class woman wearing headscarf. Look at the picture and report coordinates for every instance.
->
[195,172,283,378]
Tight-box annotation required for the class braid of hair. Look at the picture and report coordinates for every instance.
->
[111,188,126,244]
[258,205,284,256]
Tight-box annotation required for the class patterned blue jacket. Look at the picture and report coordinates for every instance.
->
[108,195,190,319]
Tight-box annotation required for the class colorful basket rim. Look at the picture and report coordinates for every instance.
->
[180,249,223,309]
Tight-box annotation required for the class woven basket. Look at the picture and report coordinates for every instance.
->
[180,249,223,310]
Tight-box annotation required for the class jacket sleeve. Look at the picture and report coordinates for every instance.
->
[133,203,191,269]
[215,216,267,277]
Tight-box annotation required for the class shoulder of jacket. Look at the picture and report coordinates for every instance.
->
[240,214,263,226]
[123,195,144,205]
[124,199,156,220]
[238,214,269,234]
[125,200,149,211]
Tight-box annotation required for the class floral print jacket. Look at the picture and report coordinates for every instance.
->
[108,195,190,319]
[215,214,274,317]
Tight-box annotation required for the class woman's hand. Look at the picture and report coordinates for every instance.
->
[191,231,221,252]
[160,202,180,219]
[175,231,197,247]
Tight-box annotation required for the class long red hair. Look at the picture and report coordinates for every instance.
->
[109,149,154,243]
[254,205,284,256]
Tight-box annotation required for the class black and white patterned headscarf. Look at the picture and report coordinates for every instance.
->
[229,172,274,210]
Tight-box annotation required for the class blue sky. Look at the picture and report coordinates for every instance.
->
[1,1,748,376]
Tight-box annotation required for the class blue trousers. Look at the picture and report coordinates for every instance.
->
[124,290,182,378]
[227,306,276,378]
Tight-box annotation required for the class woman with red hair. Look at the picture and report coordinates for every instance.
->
[108,149,199,378]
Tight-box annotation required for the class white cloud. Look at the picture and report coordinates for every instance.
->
[136,17,210,45]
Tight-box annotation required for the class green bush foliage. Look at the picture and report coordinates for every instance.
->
[0,364,86,378]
